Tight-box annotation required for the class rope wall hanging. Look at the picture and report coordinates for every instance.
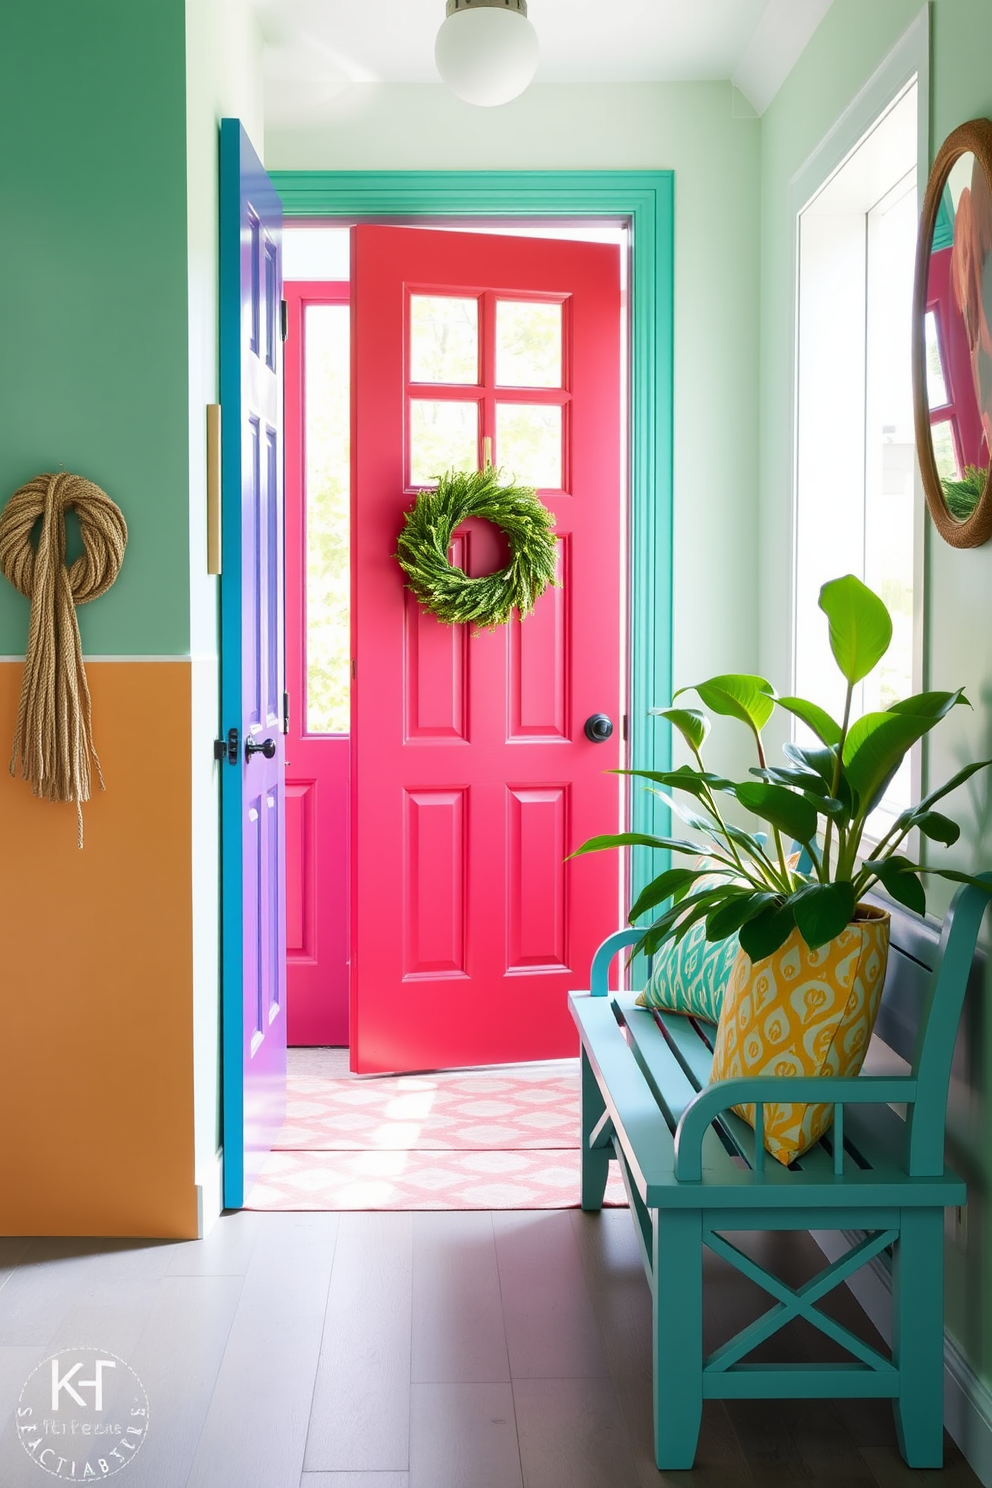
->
[396,465,559,630]
[0,472,127,846]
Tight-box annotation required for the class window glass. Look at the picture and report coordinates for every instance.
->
[495,300,562,387]
[496,403,562,489]
[305,303,351,735]
[794,86,919,841]
[931,419,960,479]
[410,400,479,485]
[924,310,950,408]
[410,295,479,384]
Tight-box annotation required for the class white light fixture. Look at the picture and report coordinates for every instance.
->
[435,0,539,108]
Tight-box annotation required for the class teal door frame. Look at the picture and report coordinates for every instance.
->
[269,168,673,924]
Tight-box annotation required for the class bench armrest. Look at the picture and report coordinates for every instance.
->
[674,1075,918,1181]
[589,929,645,996]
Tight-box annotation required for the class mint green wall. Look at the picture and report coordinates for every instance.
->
[0,0,191,657]
[759,0,992,1393]
[0,0,266,1231]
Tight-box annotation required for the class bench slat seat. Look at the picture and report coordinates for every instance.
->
[574,994,966,1209]
[569,879,990,1473]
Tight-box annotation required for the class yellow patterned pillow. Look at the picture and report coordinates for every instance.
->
[708,905,890,1165]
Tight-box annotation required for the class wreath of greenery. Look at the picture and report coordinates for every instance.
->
[396,466,559,628]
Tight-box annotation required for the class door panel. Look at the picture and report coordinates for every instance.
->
[351,225,622,1074]
[284,282,351,1044]
[219,119,286,1207]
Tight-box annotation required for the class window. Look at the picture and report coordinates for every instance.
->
[794,82,920,840]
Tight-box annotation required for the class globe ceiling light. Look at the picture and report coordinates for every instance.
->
[435,0,539,108]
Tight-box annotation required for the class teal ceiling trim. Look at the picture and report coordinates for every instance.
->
[271,168,673,921]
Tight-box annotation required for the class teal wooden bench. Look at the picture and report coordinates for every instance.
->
[569,877,991,1471]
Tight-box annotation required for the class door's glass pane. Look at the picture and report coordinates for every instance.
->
[410,295,479,384]
[305,303,351,735]
[924,310,950,408]
[410,400,479,485]
[931,419,960,480]
[496,403,562,489]
[496,300,562,387]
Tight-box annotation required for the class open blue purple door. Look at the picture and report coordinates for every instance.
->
[219,118,286,1209]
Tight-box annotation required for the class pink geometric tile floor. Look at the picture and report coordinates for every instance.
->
[245,1053,629,1211]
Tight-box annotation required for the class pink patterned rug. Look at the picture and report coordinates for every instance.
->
[245,1061,629,1211]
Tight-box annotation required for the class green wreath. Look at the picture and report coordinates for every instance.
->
[396,466,559,628]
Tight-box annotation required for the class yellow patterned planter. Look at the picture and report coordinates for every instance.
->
[709,905,890,1165]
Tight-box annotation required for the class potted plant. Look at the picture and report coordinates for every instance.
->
[574,574,992,1164]
[578,573,991,961]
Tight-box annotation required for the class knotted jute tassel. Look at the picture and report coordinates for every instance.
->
[0,472,127,845]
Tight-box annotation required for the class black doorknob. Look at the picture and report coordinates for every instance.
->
[245,736,277,762]
[584,713,614,743]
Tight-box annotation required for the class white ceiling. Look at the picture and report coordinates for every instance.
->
[256,0,835,123]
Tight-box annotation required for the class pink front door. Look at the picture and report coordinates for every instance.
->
[284,281,350,1045]
[351,225,622,1074]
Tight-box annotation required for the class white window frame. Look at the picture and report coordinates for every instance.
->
[787,8,930,851]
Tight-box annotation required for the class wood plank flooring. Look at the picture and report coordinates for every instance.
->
[0,1208,978,1488]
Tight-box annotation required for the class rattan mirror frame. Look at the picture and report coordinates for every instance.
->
[912,117,992,548]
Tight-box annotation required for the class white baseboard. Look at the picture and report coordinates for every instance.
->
[811,1228,992,1486]
[944,1332,992,1486]
[195,1149,224,1238]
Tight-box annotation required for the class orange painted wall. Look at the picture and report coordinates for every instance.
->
[0,661,199,1238]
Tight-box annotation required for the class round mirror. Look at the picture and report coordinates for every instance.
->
[913,119,992,546]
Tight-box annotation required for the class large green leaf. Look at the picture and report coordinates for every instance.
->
[569,832,705,859]
[616,766,732,800]
[739,901,797,961]
[901,758,992,819]
[627,866,722,924]
[704,891,779,942]
[674,674,775,735]
[888,688,968,720]
[648,707,710,753]
[751,765,822,789]
[920,868,992,894]
[718,823,787,882]
[754,764,847,819]
[843,711,941,805]
[645,788,714,835]
[868,856,927,915]
[790,882,857,949]
[782,741,838,790]
[812,794,849,821]
[775,696,843,747]
[818,575,892,685]
[913,810,960,846]
[732,781,818,843]
[637,884,742,957]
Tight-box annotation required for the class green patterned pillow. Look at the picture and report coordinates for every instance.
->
[634,873,739,1024]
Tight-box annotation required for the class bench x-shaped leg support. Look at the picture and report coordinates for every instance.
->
[704,1228,898,1374]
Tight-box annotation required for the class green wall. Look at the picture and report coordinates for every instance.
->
[759,0,992,1394]
[0,0,191,657]
[0,0,266,1231]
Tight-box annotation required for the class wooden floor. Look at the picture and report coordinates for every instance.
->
[0,1209,978,1487]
